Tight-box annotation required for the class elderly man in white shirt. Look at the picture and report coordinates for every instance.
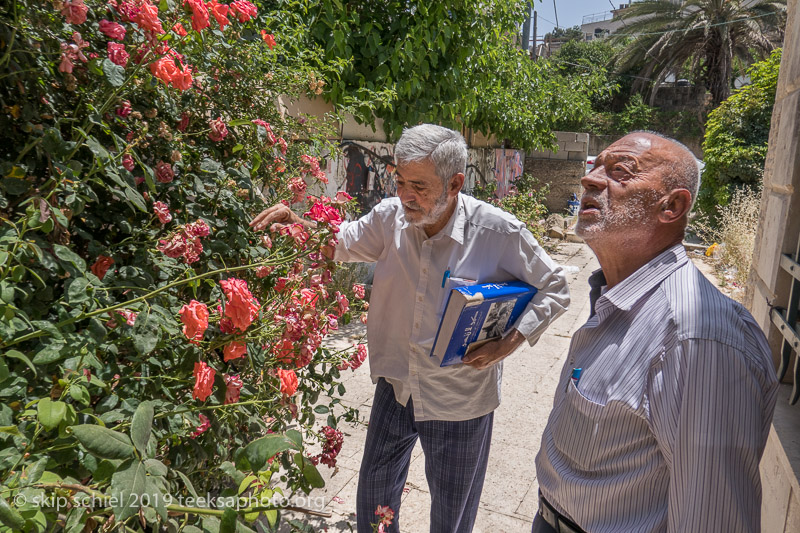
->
[251,124,569,533]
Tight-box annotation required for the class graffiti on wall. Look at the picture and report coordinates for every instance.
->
[493,149,524,198]
[312,143,524,214]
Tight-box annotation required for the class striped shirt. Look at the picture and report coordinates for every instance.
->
[334,193,570,421]
[535,244,779,532]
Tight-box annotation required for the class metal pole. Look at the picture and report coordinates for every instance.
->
[532,10,538,60]
[553,0,559,28]
[521,3,531,53]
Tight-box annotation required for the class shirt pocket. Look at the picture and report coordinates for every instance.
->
[550,379,609,470]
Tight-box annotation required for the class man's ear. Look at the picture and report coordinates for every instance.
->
[448,173,465,196]
[658,189,692,224]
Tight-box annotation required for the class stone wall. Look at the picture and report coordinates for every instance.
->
[526,132,588,213]
[746,1,800,531]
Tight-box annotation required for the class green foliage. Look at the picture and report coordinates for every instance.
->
[699,49,781,217]
[611,0,786,106]
[470,174,549,242]
[306,0,604,150]
[544,25,584,42]
[0,1,368,531]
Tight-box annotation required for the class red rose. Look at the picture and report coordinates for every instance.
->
[207,0,230,30]
[230,1,257,22]
[171,65,193,91]
[180,300,209,343]
[91,255,115,280]
[223,341,247,362]
[150,56,179,85]
[192,361,215,401]
[260,30,276,49]
[186,0,210,32]
[155,161,174,183]
[220,278,260,331]
[134,1,164,34]
[122,154,135,171]
[277,368,298,396]
[173,22,188,36]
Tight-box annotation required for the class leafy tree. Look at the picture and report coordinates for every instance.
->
[698,48,782,216]
[554,39,623,111]
[305,1,604,149]
[544,25,584,42]
[612,0,786,106]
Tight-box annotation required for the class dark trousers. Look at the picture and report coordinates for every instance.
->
[356,378,494,533]
[531,514,558,532]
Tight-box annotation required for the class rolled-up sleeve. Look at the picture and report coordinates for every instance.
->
[333,202,390,264]
[503,228,570,344]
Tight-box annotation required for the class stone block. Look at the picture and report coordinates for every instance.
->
[564,141,587,152]
[551,149,568,160]
[555,131,577,142]
[576,133,589,144]
[528,150,552,159]
[567,151,585,161]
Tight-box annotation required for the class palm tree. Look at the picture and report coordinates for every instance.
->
[611,0,786,107]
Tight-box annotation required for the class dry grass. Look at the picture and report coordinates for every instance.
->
[691,186,762,296]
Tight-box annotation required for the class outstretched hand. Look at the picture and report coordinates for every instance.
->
[249,204,306,232]
[462,329,526,370]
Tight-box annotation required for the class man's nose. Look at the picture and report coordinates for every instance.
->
[580,167,608,191]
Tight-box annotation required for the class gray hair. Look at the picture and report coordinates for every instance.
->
[634,130,701,207]
[394,124,468,186]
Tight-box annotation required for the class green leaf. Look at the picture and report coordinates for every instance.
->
[32,342,66,365]
[175,469,199,498]
[0,359,8,382]
[131,401,154,455]
[294,453,325,489]
[71,424,135,459]
[228,119,252,127]
[219,507,238,533]
[102,58,126,87]
[66,277,90,304]
[0,426,21,437]
[37,399,67,430]
[313,405,329,414]
[110,459,147,521]
[23,457,49,486]
[52,244,86,272]
[5,350,37,377]
[239,433,301,472]
[0,493,25,531]
[69,384,91,406]
[199,158,221,174]
[123,186,147,212]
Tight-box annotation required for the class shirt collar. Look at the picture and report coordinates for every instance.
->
[398,194,466,245]
[589,243,688,318]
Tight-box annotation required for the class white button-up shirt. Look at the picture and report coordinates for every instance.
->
[334,193,570,421]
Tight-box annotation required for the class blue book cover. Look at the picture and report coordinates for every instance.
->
[431,281,537,367]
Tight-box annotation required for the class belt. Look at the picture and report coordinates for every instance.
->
[538,492,585,533]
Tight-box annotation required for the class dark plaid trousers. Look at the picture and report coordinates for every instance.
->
[356,378,494,533]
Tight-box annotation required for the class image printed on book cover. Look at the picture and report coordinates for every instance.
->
[477,299,516,341]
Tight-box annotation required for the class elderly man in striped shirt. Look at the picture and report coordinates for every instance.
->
[533,132,779,533]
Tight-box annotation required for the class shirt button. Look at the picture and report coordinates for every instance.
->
[418,296,423,302]
[415,323,420,329]
[422,268,427,274]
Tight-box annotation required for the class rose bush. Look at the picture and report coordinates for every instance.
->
[0,1,370,531]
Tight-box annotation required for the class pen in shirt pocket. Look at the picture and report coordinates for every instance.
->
[441,266,451,288]
[567,367,582,392]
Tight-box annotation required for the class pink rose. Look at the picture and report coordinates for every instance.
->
[122,154,135,171]
[134,1,164,34]
[223,341,246,362]
[107,42,129,67]
[186,0,210,32]
[352,284,366,299]
[224,374,243,404]
[208,117,228,142]
[220,278,260,332]
[153,201,172,224]
[61,0,88,25]
[190,414,211,438]
[150,56,179,85]
[116,100,132,118]
[173,22,188,37]
[99,19,127,40]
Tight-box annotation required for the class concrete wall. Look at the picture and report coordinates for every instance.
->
[746,1,800,530]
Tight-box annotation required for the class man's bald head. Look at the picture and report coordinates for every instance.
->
[629,131,700,208]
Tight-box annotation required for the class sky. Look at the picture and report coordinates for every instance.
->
[525,0,623,43]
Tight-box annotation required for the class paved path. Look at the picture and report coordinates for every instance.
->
[279,243,599,532]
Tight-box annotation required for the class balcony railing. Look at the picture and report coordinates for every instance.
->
[771,235,800,404]
[581,12,613,25]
